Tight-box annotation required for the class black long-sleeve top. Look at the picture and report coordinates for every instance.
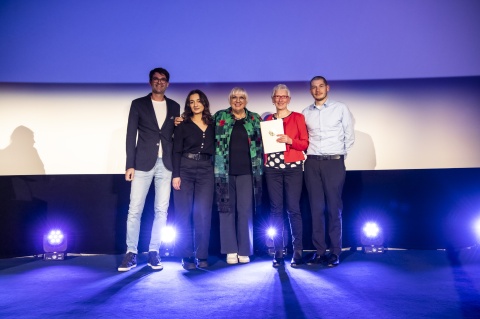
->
[172,120,215,178]
[229,119,252,175]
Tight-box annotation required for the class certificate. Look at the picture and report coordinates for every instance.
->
[260,119,286,154]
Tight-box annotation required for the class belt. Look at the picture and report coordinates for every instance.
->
[183,153,212,161]
[307,154,343,160]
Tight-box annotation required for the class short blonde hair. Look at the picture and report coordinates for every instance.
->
[228,87,249,103]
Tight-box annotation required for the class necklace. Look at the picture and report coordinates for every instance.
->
[233,110,246,120]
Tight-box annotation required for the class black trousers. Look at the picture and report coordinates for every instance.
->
[304,157,345,256]
[173,157,214,259]
[265,166,303,252]
[219,174,254,256]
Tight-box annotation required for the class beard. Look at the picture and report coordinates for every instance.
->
[314,92,327,102]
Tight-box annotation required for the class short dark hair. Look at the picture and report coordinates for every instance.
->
[183,89,213,125]
[149,68,170,82]
[310,76,328,86]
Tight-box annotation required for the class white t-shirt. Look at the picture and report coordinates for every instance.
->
[152,99,167,158]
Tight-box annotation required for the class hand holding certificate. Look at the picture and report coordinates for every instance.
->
[260,119,286,154]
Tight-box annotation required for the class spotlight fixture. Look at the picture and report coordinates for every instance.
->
[361,222,385,253]
[267,227,277,239]
[161,226,176,243]
[474,218,480,244]
[43,229,67,260]
[266,227,277,256]
[160,225,176,256]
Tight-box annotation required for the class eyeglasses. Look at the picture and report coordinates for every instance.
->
[230,96,246,101]
[152,77,168,84]
[273,95,289,100]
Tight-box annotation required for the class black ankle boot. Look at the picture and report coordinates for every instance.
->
[272,251,284,268]
[291,250,303,267]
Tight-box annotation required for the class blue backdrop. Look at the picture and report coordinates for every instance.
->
[1,0,479,83]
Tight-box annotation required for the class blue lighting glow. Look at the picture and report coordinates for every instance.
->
[267,228,276,239]
[47,230,65,246]
[363,222,380,239]
[2,1,479,83]
[474,218,480,237]
[161,226,176,243]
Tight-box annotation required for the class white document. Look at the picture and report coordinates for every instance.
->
[260,119,286,154]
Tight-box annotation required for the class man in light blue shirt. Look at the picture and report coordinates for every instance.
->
[302,76,354,267]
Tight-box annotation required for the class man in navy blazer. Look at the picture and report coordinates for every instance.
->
[118,67,180,272]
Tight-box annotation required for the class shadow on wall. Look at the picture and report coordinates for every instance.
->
[346,113,376,170]
[0,126,45,175]
[346,130,376,170]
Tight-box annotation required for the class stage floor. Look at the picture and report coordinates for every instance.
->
[1,249,479,318]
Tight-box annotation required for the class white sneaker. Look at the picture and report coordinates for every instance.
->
[238,255,250,263]
[226,253,238,264]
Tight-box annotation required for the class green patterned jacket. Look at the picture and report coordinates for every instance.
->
[214,107,263,213]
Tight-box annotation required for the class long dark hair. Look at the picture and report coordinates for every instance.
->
[183,89,213,125]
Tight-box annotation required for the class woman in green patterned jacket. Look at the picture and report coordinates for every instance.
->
[214,87,263,264]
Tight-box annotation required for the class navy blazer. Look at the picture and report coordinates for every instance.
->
[126,93,180,172]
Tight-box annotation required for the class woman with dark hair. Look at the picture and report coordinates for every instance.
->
[172,89,215,270]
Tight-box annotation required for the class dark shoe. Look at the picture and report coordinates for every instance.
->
[196,258,209,268]
[290,257,303,267]
[147,251,163,270]
[118,252,137,271]
[306,252,328,265]
[273,251,284,268]
[182,257,196,270]
[291,250,304,268]
[327,254,340,267]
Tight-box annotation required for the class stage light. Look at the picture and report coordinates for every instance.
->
[267,227,277,238]
[363,222,380,238]
[474,218,480,243]
[43,229,67,260]
[361,222,385,253]
[160,225,176,256]
[161,226,176,243]
[265,227,277,256]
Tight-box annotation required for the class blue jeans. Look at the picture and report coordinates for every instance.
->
[126,157,172,254]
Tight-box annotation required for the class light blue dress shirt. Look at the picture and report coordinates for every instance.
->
[302,99,355,156]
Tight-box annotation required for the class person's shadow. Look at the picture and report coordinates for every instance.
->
[345,129,376,170]
[345,113,376,171]
[0,126,47,257]
[0,125,45,175]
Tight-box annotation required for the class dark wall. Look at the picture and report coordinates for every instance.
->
[1,169,479,258]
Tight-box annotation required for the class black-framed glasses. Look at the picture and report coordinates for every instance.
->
[152,77,168,83]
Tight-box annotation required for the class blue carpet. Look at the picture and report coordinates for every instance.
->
[0,249,479,318]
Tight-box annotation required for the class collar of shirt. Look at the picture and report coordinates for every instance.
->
[310,98,330,110]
